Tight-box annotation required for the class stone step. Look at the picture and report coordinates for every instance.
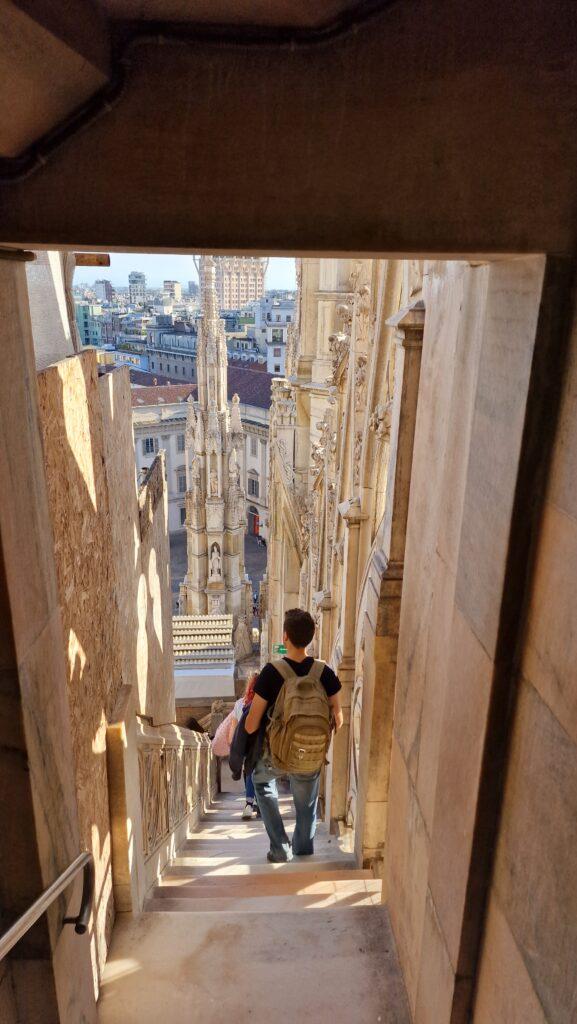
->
[155,867,374,891]
[179,840,339,855]
[200,810,296,823]
[152,876,380,900]
[165,856,359,875]
[145,889,381,913]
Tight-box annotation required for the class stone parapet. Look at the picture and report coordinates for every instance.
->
[107,689,216,912]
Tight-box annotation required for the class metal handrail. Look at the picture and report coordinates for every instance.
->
[0,851,94,962]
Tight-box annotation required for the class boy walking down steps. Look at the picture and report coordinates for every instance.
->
[245,608,343,863]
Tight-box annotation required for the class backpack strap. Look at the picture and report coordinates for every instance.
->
[309,659,326,682]
[272,658,296,682]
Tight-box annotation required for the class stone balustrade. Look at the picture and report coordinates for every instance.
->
[107,684,217,912]
[137,722,214,859]
[136,721,216,890]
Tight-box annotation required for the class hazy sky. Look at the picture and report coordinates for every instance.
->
[74,253,296,290]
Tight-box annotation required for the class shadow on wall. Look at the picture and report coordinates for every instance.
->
[36,352,175,994]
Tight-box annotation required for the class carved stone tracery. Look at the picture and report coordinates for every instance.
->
[355,354,368,412]
[369,400,393,443]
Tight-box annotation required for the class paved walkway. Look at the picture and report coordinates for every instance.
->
[99,775,410,1024]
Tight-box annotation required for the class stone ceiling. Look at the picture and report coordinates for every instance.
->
[99,0,368,28]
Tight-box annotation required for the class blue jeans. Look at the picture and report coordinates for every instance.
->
[253,757,321,861]
[244,770,255,802]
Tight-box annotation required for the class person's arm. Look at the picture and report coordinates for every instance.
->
[245,693,269,734]
[329,692,343,731]
[226,714,238,745]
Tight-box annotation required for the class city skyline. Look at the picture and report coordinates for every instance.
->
[74,253,296,291]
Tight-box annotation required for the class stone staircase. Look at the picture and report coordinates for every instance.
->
[99,776,410,1024]
[144,787,381,914]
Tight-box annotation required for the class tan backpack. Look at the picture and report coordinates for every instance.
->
[266,659,332,774]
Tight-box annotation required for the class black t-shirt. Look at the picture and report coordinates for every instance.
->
[255,657,341,712]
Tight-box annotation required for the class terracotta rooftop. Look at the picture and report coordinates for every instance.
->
[227,366,273,409]
[131,384,197,407]
[130,369,273,410]
[228,356,268,373]
[99,364,183,387]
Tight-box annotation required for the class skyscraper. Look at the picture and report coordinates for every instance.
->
[213,256,268,309]
[128,271,146,304]
[163,280,182,301]
[94,279,114,303]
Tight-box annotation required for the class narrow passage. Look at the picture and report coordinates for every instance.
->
[99,772,409,1023]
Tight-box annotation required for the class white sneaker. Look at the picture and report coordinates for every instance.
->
[241,803,253,819]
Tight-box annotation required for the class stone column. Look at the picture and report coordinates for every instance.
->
[355,300,424,872]
[313,588,335,663]
[0,250,97,1022]
[326,496,366,825]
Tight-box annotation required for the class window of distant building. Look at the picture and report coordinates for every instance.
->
[250,436,258,457]
[273,347,281,357]
[177,468,187,493]
[177,434,185,453]
[143,437,158,455]
[159,362,163,371]
[180,506,186,526]
[274,365,281,373]
[287,315,292,322]
[248,471,259,497]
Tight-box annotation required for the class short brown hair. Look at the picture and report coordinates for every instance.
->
[283,608,315,648]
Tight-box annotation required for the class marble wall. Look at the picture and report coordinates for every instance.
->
[99,369,175,725]
[26,250,76,371]
[37,351,122,987]
[0,260,96,1022]
[384,256,573,1023]
[36,353,177,988]
[472,270,577,1024]
[137,456,175,725]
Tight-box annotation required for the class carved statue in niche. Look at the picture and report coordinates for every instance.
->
[185,395,196,447]
[207,334,217,365]
[229,448,240,489]
[190,455,202,501]
[230,392,244,437]
[194,410,204,454]
[233,614,253,661]
[207,399,221,453]
[210,465,219,497]
[209,542,222,578]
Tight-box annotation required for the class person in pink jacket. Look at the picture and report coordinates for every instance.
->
[211,674,259,818]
